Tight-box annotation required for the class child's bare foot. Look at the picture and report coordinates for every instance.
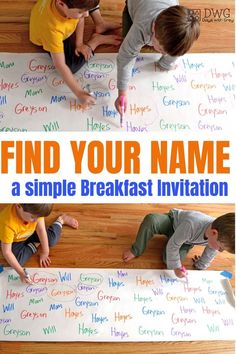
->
[122,249,136,262]
[95,22,122,34]
[57,214,78,229]
[88,33,121,49]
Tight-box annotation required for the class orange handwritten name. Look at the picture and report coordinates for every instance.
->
[136,276,154,286]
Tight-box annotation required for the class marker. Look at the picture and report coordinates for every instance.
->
[120,95,125,128]
[220,270,232,279]
[85,84,96,101]
[180,266,188,281]
[23,268,31,280]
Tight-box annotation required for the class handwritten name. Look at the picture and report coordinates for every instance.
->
[171,313,197,326]
[14,103,47,115]
[87,117,111,131]
[20,310,47,320]
[3,325,30,337]
[139,325,164,337]
[159,118,191,131]
[29,58,55,73]
[126,121,148,132]
[191,80,216,91]
[162,96,190,108]
[198,103,227,117]
[97,290,120,302]
[114,312,132,322]
[0,79,19,91]
[136,276,154,287]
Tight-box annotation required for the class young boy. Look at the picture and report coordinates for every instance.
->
[123,209,235,278]
[0,204,78,284]
[115,1,200,115]
[30,0,121,107]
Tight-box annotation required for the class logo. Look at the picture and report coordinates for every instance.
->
[191,8,234,23]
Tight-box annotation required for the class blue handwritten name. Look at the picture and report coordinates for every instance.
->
[3,303,15,313]
[0,95,7,105]
[182,58,204,71]
[49,303,63,311]
[91,313,108,324]
[102,106,118,118]
[108,278,124,289]
[58,271,72,282]
[50,95,66,104]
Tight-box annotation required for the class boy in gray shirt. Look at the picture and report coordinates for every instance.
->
[115,1,200,115]
[123,209,235,278]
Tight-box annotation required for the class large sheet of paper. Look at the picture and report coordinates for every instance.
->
[0,53,234,132]
[0,267,235,341]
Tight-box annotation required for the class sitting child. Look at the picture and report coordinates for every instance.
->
[0,204,78,283]
[30,0,121,106]
[123,209,235,278]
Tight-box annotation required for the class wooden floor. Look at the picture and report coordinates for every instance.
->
[0,203,235,353]
[0,0,235,53]
[0,0,235,353]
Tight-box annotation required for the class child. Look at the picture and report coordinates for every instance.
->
[30,0,121,107]
[0,204,78,283]
[122,209,235,278]
[115,1,200,115]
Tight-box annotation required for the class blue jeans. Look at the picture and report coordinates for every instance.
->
[11,222,62,266]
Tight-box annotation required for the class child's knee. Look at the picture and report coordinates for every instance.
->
[142,214,158,228]
[48,238,58,248]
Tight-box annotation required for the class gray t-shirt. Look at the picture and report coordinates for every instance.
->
[117,0,178,91]
[166,209,217,270]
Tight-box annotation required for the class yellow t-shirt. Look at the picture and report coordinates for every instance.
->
[29,0,79,53]
[0,205,43,244]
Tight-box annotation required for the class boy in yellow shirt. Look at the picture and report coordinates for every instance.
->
[0,204,78,284]
[30,0,121,106]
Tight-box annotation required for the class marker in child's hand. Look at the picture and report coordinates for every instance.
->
[23,268,32,283]
[180,266,188,281]
[85,84,96,103]
[120,95,125,128]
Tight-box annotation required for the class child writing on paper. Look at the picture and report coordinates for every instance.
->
[122,209,235,278]
[0,204,78,284]
[115,1,200,115]
[30,0,121,107]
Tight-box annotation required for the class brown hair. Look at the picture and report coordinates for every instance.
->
[154,5,200,56]
[20,204,53,217]
[212,212,235,254]
[63,0,99,10]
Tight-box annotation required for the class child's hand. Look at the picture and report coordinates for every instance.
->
[75,44,93,61]
[19,272,33,284]
[115,95,127,115]
[155,62,177,72]
[174,268,187,278]
[77,91,96,107]
[39,252,51,268]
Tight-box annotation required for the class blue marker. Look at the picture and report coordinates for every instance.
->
[220,270,232,279]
